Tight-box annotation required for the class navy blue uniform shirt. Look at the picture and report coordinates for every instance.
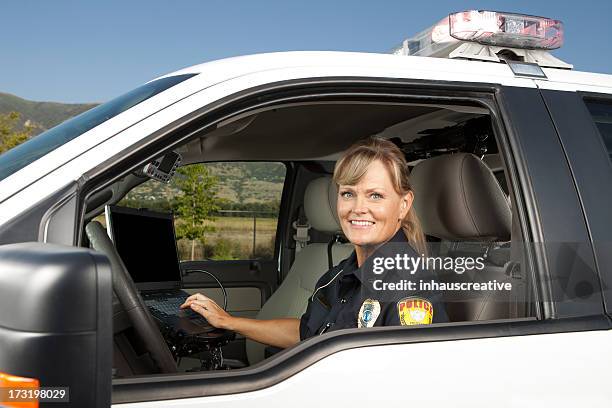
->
[299,229,448,340]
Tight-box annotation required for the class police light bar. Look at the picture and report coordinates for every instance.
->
[392,10,564,57]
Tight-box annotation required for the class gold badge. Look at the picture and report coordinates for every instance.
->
[397,297,433,325]
[357,299,381,328]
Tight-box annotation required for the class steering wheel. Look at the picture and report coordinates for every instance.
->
[85,221,178,373]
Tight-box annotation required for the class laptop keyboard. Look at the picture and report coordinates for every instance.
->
[142,292,211,327]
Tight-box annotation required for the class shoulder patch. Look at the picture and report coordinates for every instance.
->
[397,297,433,325]
[357,298,381,328]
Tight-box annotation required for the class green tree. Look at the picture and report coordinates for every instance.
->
[0,112,33,154]
[173,164,219,260]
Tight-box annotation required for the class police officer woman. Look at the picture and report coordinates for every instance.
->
[181,136,447,349]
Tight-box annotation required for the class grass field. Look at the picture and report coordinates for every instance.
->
[177,216,278,261]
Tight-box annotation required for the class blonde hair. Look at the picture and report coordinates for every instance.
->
[333,137,428,256]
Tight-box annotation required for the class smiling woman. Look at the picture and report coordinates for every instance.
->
[183,136,447,352]
[333,137,428,263]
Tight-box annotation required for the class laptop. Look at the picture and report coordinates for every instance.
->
[105,205,215,334]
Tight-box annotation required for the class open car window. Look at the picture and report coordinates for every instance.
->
[118,162,286,261]
[76,90,541,400]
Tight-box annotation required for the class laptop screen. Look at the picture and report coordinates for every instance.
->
[105,205,182,289]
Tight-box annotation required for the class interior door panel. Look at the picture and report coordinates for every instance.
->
[180,259,278,307]
[180,260,279,363]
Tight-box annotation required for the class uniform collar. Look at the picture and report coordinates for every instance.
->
[342,228,412,283]
[340,251,359,277]
[388,228,410,244]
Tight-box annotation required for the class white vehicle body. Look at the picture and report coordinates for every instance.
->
[118,330,612,407]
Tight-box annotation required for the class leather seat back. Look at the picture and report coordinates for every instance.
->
[411,153,511,242]
[246,177,353,365]
[411,153,516,322]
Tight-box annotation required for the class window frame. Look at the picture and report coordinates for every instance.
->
[69,78,608,403]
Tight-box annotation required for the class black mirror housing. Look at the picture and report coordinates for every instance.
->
[0,243,112,407]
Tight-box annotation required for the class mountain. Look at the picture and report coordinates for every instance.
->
[0,92,97,135]
[123,162,286,207]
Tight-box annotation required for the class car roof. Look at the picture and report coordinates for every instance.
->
[158,51,612,92]
[156,51,535,87]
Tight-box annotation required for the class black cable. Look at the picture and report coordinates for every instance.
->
[326,234,347,269]
[327,235,336,270]
[182,269,228,310]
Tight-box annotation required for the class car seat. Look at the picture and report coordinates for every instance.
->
[410,153,522,322]
[246,177,353,365]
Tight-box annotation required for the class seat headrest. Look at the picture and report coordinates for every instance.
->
[411,153,511,241]
[304,177,341,233]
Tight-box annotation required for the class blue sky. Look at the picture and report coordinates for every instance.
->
[2,0,611,103]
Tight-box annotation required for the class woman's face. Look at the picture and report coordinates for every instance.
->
[337,159,413,249]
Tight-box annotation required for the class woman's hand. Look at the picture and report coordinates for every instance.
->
[180,293,300,348]
[180,293,234,330]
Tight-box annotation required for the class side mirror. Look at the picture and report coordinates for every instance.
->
[0,243,112,407]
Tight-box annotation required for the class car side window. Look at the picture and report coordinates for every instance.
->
[119,162,286,261]
[584,100,612,163]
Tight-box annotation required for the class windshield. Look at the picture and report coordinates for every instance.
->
[0,73,196,183]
